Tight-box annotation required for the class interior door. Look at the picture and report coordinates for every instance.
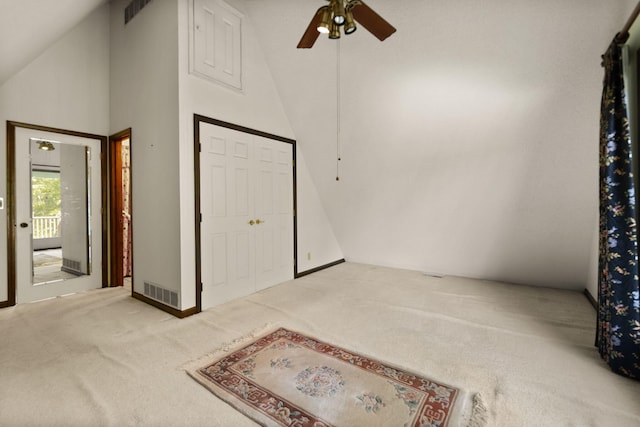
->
[200,124,255,307]
[109,132,133,287]
[199,123,293,309]
[254,136,293,290]
[15,127,103,304]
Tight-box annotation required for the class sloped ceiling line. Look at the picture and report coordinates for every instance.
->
[0,0,106,86]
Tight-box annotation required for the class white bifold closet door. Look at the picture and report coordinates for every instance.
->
[199,122,293,309]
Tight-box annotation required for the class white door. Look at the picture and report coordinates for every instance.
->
[254,136,294,290]
[199,123,293,309]
[15,128,102,304]
[200,126,255,307]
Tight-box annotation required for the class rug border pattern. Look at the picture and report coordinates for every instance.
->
[193,327,462,427]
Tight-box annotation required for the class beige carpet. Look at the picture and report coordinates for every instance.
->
[32,252,61,267]
[0,262,639,426]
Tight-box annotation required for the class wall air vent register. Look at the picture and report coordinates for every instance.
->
[124,0,153,25]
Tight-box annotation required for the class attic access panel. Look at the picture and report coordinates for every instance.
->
[190,0,243,91]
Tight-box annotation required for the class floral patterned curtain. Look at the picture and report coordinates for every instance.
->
[597,40,640,380]
[122,140,132,277]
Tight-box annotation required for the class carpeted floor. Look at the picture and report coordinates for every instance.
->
[32,252,61,267]
[0,262,639,426]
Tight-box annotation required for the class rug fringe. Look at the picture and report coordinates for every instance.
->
[466,393,488,427]
[181,322,276,372]
[216,322,276,352]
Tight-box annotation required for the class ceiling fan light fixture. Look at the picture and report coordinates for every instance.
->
[38,141,55,151]
[298,0,395,48]
[344,9,357,34]
[317,6,332,34]
[329,21,341,39]
[332,0,346,26]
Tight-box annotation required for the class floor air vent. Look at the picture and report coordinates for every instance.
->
[62,258,82,275]
[143,281,179,309]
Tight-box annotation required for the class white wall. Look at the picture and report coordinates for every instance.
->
[8,0,625,311]
[296,150,343,272]
[0,0,342,312]
[110,0,182,300]
[246,0,635,290]
[0,4,110,303]
[177,0,343,309]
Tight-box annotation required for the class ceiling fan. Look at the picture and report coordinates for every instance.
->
[297,0,396,48]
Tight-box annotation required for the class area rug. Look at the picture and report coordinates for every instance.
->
[186,327,486,427]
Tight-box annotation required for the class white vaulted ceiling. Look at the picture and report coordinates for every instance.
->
[0,0,106,86]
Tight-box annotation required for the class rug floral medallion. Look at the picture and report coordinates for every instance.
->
[188,328,482,427]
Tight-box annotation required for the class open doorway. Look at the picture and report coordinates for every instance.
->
[6,121,106,306]
[109,129,133,288]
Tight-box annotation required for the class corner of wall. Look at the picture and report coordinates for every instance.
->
[176,0,343,309]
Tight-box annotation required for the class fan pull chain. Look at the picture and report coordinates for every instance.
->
[336,40,341,181]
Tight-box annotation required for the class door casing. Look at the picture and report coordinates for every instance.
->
[108,129,133,289]
[5,121,107,307]
[193,114,298,313]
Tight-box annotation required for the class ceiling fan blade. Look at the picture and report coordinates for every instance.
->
[350,1,396,41]
[297,7,324,48]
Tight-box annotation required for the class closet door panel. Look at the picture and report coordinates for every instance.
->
[200,123,293,309]
[254,137,293,290]
[200,125,255,308]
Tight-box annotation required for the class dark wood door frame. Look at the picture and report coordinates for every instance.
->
[193,114,298,314]
[108,129,133,289]
[3,121,108,308]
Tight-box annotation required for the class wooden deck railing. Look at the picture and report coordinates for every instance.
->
[33,216,61,239]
